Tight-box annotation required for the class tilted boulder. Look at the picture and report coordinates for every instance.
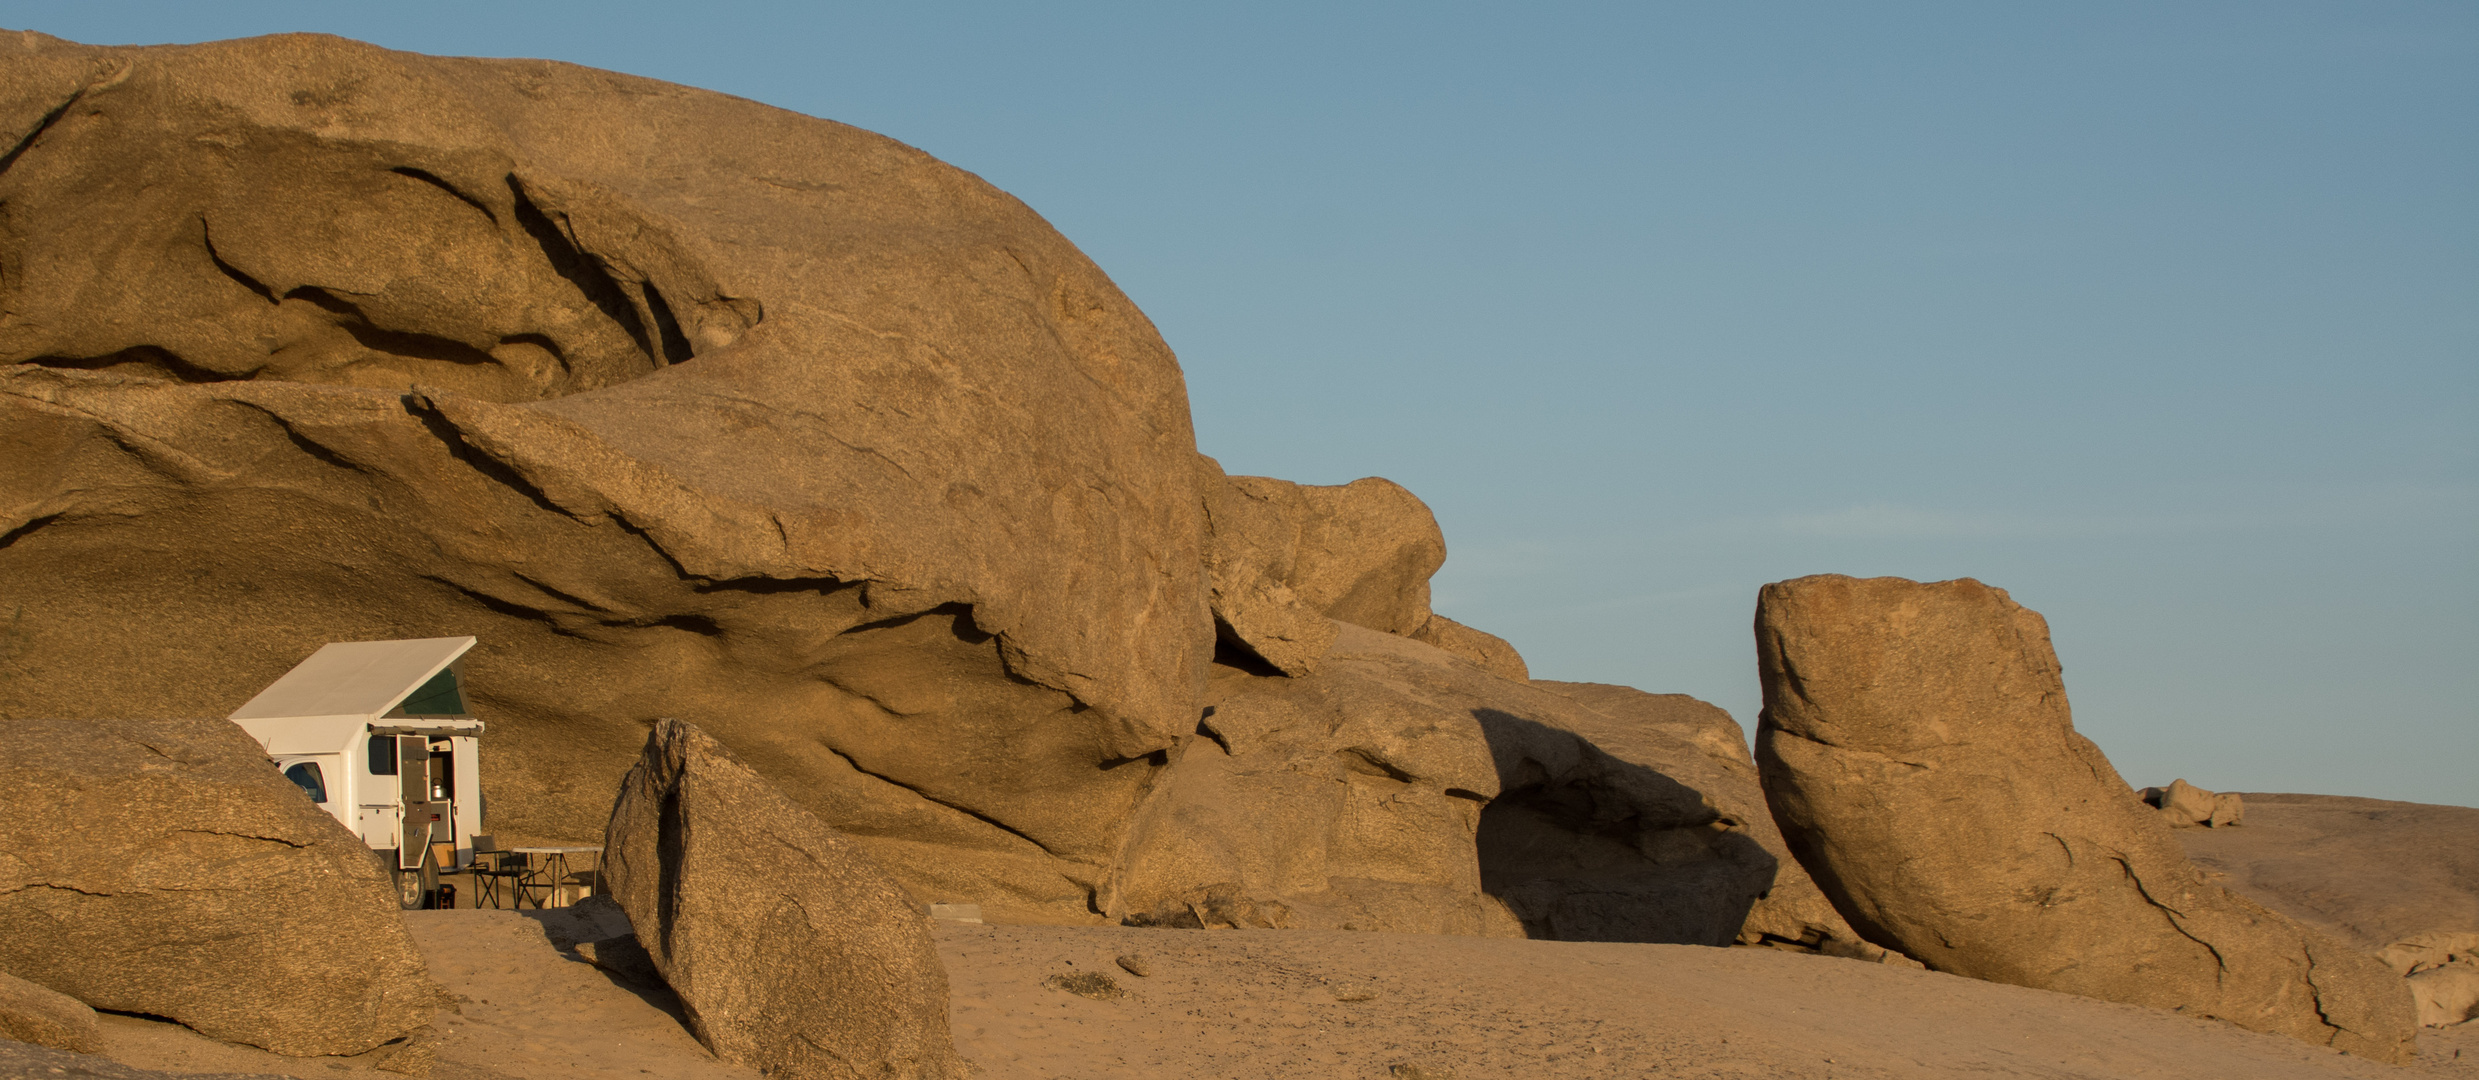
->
[602,718,965,1080]
[0,970,102,1055]
[0,716,445,1056]
[1754,574,2416,1062]
[0,31,1213,922]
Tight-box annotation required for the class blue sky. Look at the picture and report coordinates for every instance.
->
[24,3,2476,804]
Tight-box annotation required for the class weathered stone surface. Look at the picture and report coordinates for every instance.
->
[1205,473,1446,646]
[2142,779,2245,829]
[2410,961,2479,1028]
[1200,462,1530,685]
[1527,681,1860,953]
[1109,620,1835,946]
[0,969,101,1054]
[0,716,445,1056]
[1109,624,1517,935]
[2379,931,2479,1028]
[1200,462,1340,677]
[1409,615,1528,682]
[2175,794,2479,954]
[0,31,1213,923]
[1754,574,2417,1062]
[2381,931,2479,978]
[602,718,964,1080]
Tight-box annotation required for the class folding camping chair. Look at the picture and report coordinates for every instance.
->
[469,835,532,910]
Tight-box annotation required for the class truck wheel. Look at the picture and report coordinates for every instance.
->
[394,865,425,910]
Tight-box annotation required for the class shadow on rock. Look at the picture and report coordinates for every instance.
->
[1471,708,1774,947]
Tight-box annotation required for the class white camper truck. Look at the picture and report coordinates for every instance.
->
[228,637,485,909]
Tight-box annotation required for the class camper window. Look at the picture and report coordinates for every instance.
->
[284,762,329,804]
[369,736,398,776]
[396,667,466,716]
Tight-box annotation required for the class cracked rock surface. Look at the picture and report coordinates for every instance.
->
[1753,573,2418,1063]
[0,715,445,1056]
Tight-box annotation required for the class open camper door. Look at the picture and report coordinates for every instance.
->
[229,636,486,909]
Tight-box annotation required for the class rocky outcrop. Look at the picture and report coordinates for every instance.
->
[2382,932,2479,1028]
[1409,615,1528,681]
[2141,779,2245,828]
[0,970,102,1054]
[1109,624,1517,935]
[1754,574,2417,1063]
[0,31,1211,922]
[0,716,445,1056]
[2174,794,2479,952]
[1202,467,1469,675]
[603,719,965,1080]
[1199,466,1342,677]
[1526,682,1860,953]
[1109,623,1870,951]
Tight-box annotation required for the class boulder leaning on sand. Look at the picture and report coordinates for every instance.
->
[0,969,103,1054]
[0,716,445,1056]
[1753,574,2418,1063]
[602,718,967,1080]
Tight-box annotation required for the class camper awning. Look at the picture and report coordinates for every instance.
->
[230,637,478,722]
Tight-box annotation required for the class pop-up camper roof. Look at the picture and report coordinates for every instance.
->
[229,638,481,749]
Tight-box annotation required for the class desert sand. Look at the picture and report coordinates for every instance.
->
[7,789,2473,1079]
[21,904,2474,1080]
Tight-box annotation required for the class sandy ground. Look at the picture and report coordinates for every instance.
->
[22,910,2471,1080]
[11,792,2474,1080]
[938,923,2479,1080]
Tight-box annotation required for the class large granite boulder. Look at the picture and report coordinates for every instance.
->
[0,716,445,1056]
[602,718,965,1080]
[0,31,1211,922]
[1753,574,2417,1063]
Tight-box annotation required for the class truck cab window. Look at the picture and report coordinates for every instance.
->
[284,762,329,804]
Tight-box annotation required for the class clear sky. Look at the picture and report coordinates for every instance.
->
[24,3,2477,805]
